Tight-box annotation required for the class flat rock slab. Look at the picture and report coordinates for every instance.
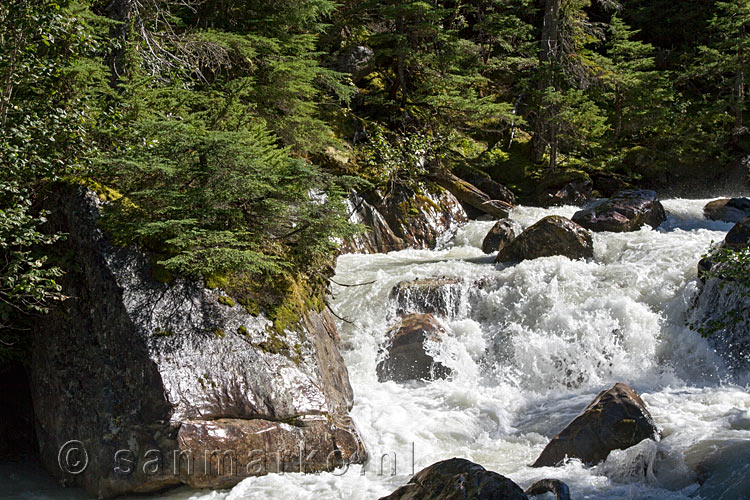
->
[177,416,363,488]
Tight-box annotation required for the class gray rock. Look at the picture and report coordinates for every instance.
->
[32,186,365,498]
[532,382,659,467]
[337,45,374,83]
[342,185,468,254]
[703,197,750,223]
[390,277,464,318]
[482,219,522,254]
[496,216,593,263]
[376,314,451,382]
[723,216,750,249]
[342,192,405,254]
[378,458,528,500]
[572,190,666,232]
[690,217,750,370]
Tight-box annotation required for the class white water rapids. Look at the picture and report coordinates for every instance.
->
[4,198,750,500]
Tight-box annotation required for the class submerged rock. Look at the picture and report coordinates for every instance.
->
[342,185,467,254]
[525,479,571,500]
[572,190,666,232]
[703,197,750,223]
[32,186,365,498]
[378,458,528,500]
[482,219,522,254]
[532,382,659,467]
[391,277,464,318]
[495,216,593,263]
[376,314,451,382]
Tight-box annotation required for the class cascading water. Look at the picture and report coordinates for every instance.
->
[4,199,749,500]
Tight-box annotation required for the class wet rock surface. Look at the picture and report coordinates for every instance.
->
[31,186,365,498]
[572,190,666,232]
[495,216,593,263]
[376,313,451,382]
[481,219,522,254]
[532,382,659,467]
[690,217,750,370]
[342,192,406,254]
[378,458,528,500]
[723,216,750,249]
[391,277,464,318]
[703,197,750,223]
[342,185,467,254]
[177,415,362,488]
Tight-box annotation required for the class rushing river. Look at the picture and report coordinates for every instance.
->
[4,198,750,500]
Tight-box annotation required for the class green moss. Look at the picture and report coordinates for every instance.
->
[239,298,260,316]
[255,331,289,354]
[237,325,249,336]
[205,273,230,290]
[292,343,303,365]
[218,295,236,307]
[213,328,226,339]
[152,328,174,337]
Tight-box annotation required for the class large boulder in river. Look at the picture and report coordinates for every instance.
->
[495,216,593,263]
[723,216,750,249]
[703,197,750,223]
[32,186,365,497]
[572,190,666,232]
[532,382,659,467]
[376,314,451,382]
[378,458,528,500]
[391,277,464,318]
[482,219,522,254]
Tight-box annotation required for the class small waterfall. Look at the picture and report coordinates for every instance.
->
[7,198,749,499]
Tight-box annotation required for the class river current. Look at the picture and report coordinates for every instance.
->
[4,198,750,499]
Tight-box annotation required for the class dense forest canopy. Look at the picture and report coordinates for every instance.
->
[1,0,749,358]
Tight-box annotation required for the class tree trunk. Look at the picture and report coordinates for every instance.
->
[614,86,623,141]
[532,0,562,164]
[106,0,136,88]
[735,24,745,131]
